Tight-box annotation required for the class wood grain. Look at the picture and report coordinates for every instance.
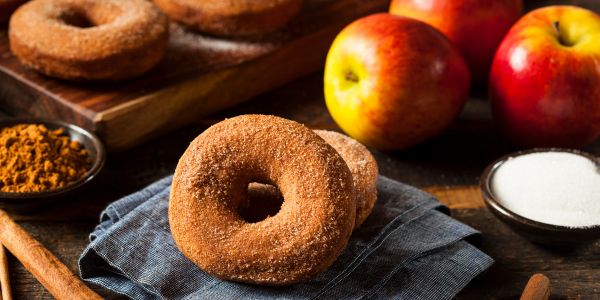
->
[0,0,389,151]
[424,185,485,209]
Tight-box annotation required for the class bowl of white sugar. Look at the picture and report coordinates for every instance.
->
[480,148,600,245]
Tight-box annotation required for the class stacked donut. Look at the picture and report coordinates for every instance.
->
[170,115,378,285]
[8,0,170,81]
[6,0,303,81]
[153,0,303,37]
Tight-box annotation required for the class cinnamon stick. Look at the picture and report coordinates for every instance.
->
[0,209,101,300]
[0,243,11,300]
[520,273,551,300]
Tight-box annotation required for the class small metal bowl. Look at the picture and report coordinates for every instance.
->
[0,119,105,210]
[480,148,600,245]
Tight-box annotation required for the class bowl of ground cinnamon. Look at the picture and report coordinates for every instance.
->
[0,119,105,207]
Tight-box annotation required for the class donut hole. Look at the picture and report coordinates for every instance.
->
[57,5,120,29]
[58,9,96,28]
[238,183,284,223]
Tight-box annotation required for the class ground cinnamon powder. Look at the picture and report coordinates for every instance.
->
[0,124,91,193]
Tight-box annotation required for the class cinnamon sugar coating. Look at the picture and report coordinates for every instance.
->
[243,130,379,229]
[153,0,302,37]
[314,130,378,228]
[169,115,355,285]
[9,0,169,81]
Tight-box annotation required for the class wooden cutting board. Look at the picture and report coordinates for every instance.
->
[0,0,388,151]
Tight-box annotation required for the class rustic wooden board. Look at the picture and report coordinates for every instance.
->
[0,0,388,151]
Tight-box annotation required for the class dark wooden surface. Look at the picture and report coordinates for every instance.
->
[2,72,599,299]
[1,0,600,299]
[0,0,389,151]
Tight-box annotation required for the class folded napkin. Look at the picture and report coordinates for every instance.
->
[79,176,493,300]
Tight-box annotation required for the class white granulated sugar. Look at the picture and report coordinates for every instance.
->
[491,152,600,228]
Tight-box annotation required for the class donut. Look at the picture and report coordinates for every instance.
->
[153,0,302,37]
[0,0,26,24]
[314,130,378,228]
[9,0,169,81]
[242,130,379,228]
[169,115,355,285]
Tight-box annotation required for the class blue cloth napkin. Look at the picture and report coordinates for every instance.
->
[79,176,493,300]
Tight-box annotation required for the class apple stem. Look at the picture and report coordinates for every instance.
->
[553,21,569,47]
[345,71,359,83]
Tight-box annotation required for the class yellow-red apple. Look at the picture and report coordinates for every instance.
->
[390,0,522,83]
[490,6,600,148]
[324,13,470,150]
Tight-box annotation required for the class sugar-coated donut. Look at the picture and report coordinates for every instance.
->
[153,0,302,37]
[0,0,26,23]
[169,115,355,285]
[242,130,379,228]
[314,130,378,228]
[9,0,169,81]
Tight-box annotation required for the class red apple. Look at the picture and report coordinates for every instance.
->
[324,13,470,150]
[490,5,600,148]
[390,0,522,83]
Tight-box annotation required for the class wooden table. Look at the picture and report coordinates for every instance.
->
[2,72,598,299]
[2,1,600,299]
